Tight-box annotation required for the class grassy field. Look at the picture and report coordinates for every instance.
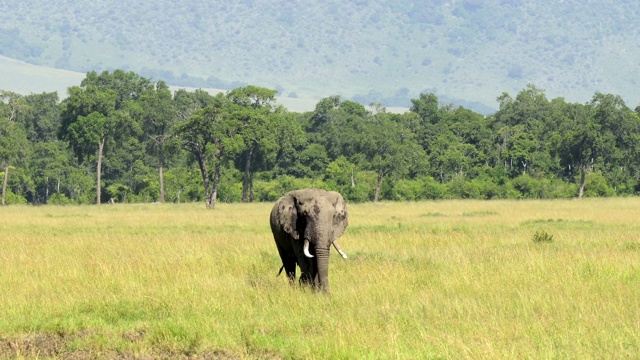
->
[1,199,639,359]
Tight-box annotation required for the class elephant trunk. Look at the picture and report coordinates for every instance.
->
[315,245,331,293]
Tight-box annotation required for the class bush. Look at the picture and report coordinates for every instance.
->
[105,183,131,203]
[421,177,448,200]
[510,174,544,198]
[219,182,243,203]
[47,193,72,205]
[546,179,578,199]
[329,170,377,203]
[253,176,328,202]
[447,175,501,199]
[391,179,423,201]
[532,230,554,243]
[2,189,27,205]
[583,171,615,197]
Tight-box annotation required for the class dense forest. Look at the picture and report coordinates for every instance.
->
[1,69,640,206]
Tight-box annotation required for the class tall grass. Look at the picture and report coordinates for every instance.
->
[1,199,639,358]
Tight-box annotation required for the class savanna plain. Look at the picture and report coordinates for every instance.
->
[1,198,639,359]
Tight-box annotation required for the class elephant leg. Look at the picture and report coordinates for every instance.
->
[278,246,296,284]
[296,251,318,290]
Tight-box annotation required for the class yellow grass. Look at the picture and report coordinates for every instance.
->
[1,199,639,358]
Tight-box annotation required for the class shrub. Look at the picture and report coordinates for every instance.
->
[583,171,614,197]
[47,193,72,205]
[510,174,544,198]
[2,189,27,205]
[390,179,423,201]
[532,230,554,243]
[421,177,448,200]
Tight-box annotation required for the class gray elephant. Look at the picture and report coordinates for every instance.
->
[270,188,348,293]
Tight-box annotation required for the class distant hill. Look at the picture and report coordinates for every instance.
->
[1,0,639,113]
[0,55,341,113]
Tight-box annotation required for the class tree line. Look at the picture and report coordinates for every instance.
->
[2,70,640,207]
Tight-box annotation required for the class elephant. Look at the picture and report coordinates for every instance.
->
[270,188,348,293]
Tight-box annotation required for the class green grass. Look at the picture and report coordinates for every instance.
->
[1,199,639,358]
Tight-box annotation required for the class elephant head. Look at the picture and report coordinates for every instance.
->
[270,188,348,293]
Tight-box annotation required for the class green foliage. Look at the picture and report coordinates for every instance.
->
[532,230,555,243]
[161,166,203,203]
[582,171,615,197]
[251,175,329,202]
[5,72,640,205]
[390,179,424,201]
[1,188,27,204]
[105,183,131,203]
[47,193,73,205]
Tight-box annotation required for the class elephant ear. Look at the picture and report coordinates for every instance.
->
[330,192,348,238]
[278,194,300,240]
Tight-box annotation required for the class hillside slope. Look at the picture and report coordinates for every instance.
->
[1,0,639,112]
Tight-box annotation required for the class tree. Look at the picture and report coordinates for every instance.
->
[410,92,442,125]
[552,98,621,199]
[587,93,640,195]
[173,94,244,208]
[362,112,427,202]
[59,70,152,204]
[0,90,25,122]
[0,119,29,205]
[492,84,553,177]
[15,92,60,143]
[29,141,73,204]
[227,85,278,202]
[0,92,30,205]
[140,80,179,202]
[267,111,308,178]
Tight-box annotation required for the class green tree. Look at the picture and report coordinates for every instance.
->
[29,141,73,204]
[588,93,640,195]
[0,119,29,205]
[15,92,61,142]
[493,85,554,177]
[140,80,179,202]
[173,94,244,208]
[267,111,308,179]
[361,110,427,202]
[227,85,278,202]
[0,91,30,205]
[59,70,152,204]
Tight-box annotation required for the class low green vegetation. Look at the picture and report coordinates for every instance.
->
[1,198,639,358]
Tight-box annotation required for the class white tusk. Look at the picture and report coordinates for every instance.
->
[332,240,348,259]
[303,239,314,258]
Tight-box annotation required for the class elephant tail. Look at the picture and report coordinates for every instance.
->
[276,265,284,277]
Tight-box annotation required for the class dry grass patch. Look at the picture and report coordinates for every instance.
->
[1,199,639,358]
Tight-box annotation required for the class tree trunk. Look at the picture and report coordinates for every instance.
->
[578,165,586,199]
[206,164,221,209]
[373,169,384,203]
[315,246,331,294]
[1,164,8,206]
[249,170,255,202]
[158,164,165,203]
[96,138,105,205]
[242,147,254,202]
[196,153,211,207]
